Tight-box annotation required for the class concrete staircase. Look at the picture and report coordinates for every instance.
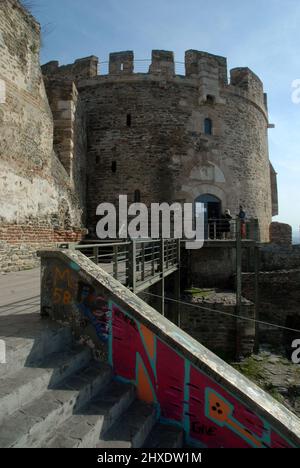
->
[0,313,183,448]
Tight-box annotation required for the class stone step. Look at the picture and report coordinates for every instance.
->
[143,423,184,448]
[0,345,91,423]
[97,400,157,449]
[43,380,136,448]
[0,361,113,448]
[0,315,73,378]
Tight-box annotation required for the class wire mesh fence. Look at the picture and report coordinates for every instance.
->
[98,60,187,76]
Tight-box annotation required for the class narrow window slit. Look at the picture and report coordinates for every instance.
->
[112,161,117,173]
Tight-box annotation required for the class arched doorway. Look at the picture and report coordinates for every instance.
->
[195,194,222,239]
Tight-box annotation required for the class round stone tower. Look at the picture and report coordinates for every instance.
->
[43,50,278,241]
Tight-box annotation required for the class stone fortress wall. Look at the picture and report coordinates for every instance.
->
[1,0,298,381]
[0,0,86,272]
[43,50,278,242]
[0,0,281,273]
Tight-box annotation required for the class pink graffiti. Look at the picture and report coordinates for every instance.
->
[110,304,294,448]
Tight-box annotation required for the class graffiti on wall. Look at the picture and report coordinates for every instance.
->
[77,282,109,343]
[53,267,77,305]
[108,303,295,449]
[53,266,109,343]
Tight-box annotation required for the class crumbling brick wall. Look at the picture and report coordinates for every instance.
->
[175,292,255,360]
[260,244,300,271]
[242,269,300,348]
[270,222,292,246]
[0,0,86,272]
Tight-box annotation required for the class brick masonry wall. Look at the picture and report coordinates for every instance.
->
[242,270,300,347]
[43,78,87,218]
[176,293,255,360]
[270,222,292,246]
[0,224,85,243]
[43,50,275,241]
[69,52,272,240]
[0,224,85,272]
[260,243,300,271]
[186,246,237,288]
[80,72,272,241]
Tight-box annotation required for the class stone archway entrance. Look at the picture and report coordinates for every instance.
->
[195,194,222,239]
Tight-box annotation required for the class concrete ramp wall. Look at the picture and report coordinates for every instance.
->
[39,249,300,448]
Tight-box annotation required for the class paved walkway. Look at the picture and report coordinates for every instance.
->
[0,262,119,318]
[0,262,124,318]
[0,269,40,317]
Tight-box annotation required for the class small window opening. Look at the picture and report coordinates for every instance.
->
[126,114,132,127]
[120,63,124,71]
[134,190,141,203]
[95,155,100,165]
[206,94,215,104]
[204,118,213,135]
[111,161,117,173]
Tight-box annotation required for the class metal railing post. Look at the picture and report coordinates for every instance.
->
[160,238,165,316]
[254,218,259,242]
[113,245,118,280]
[128,240,137,293]
[254,245,260,353]
[176,239,181,327]
[141,243,145,282]
[93,246,99,265]
[151,243,155,276]
[236,217,242,359]
[177,239,181,266]
[165,241,169,269]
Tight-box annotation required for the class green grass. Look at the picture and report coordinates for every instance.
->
[265,385,285,404]
[184,288,214,298]
[233,357,286,405]
[232,358,265,383]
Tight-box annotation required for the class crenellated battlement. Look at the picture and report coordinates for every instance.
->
[229,67,265,107]
[230,67,263,90]
[43,49,228,80]
[109,51,134,74]
[42,56,99,81]
[185,50,228,84]
[40,47,273,245]
[42,50,267,111]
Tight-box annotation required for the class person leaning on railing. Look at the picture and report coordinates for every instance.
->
[208,212,232,240]
[221,209,233,240]
[238,205,247,239]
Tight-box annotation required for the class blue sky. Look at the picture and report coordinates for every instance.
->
[32,0,300,242]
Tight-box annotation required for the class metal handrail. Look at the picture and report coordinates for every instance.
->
[204,217,259,241]
[98,60,186,76]
[59,238,180,293]
[73,242,130,249]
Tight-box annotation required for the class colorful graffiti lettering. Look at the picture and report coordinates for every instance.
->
[51,265,296,448]
[77,282,109,343]
[108,303,295,449]
[53,267,77,305]
[53,267,109,343]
